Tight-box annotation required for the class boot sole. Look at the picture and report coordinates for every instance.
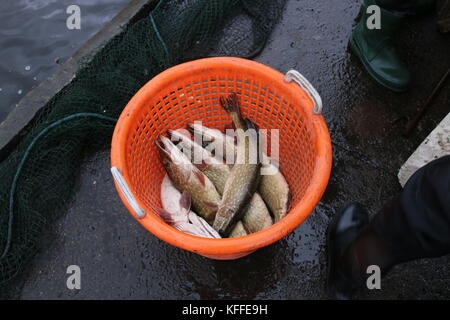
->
[325,203,371,299]
[349,32,409,93]
[325,215,353,300]
[325,218,337,297]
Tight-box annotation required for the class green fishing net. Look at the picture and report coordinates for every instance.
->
[0,0,286,285]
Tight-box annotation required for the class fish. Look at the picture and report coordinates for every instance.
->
[228,221,248,238]
[159,175,221,238]
[169,129,273,233]
[259,164,291,222]
[212,93,262,236]
[187,122,236,164]
[168,129,231,194]
[241,193,273,232]
[156,135,221,224]
[187,116,291,222]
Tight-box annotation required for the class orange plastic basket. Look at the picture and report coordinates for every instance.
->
[111,57,332,260]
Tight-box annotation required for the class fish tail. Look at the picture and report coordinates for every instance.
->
[220,92,241,116]
[245,118,258,132]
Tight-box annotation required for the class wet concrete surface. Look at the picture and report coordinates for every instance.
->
[1,0,449,299]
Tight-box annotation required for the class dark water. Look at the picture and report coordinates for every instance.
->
[0,0,129,122]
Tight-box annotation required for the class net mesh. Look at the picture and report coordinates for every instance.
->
[0,0,286,285]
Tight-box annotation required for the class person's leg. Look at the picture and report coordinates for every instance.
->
[328,156,450,299]
[376,0,416,11]
[349,0,436,92]
[349,0,411,92]
[377,0,436,13]
[353,155,450,263]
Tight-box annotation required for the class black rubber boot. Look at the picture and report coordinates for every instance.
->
[327,156,450,300]
[326,203,370,300]
[377,0,436,14]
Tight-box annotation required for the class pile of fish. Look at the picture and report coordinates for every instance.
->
[156,93,291,238]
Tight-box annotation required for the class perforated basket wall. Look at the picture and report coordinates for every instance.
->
[111,58,331,259]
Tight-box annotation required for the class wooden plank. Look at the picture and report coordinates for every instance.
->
[398,113,450,186]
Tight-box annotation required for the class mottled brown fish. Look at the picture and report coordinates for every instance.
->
[156,136,221,224]
[259,163,291,222]
[212,93,262,236]
[228,221,248,238]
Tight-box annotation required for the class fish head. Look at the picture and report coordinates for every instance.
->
[156,136,194,186]
[167,128,195,151]
[187,122,221,146]
[156,136,191,167]
[168,128,215,164]
[155,138,172,169]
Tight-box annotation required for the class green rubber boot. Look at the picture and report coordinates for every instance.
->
[350,0,411,92]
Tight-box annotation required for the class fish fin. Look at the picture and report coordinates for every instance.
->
[179,191,191,214]
[173,223,202,237]
[220,92,240,115]
[203,201,218,211]
[156,208,176,225]
[286,191,292,212]
[197,159,209,171]
[245,118,259,132]
[174,221,219,239]
[188,212,221,239]
[242,222,253,235]
[194,170,206,187]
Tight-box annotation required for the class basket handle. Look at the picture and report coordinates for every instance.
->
[111,167,146,219]
[284,70,323,114]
